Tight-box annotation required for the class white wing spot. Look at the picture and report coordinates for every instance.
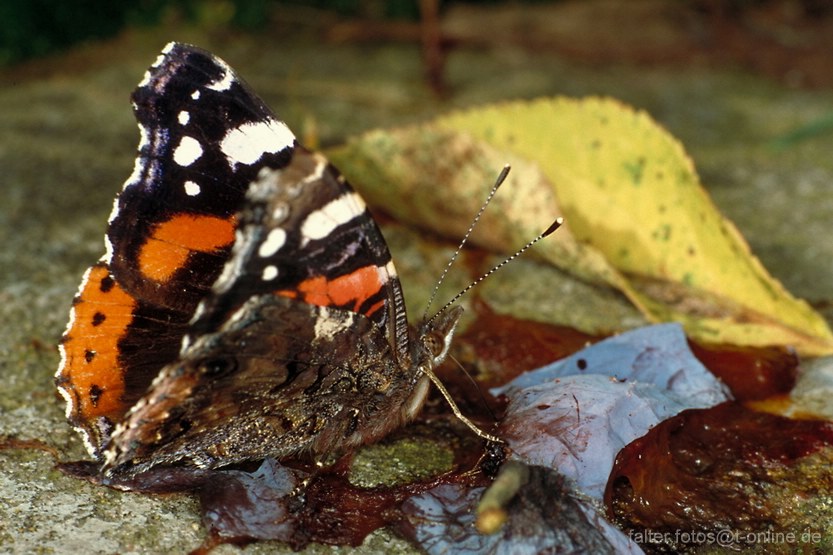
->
[212,229,246,295]
[180,332,193,352]
[121,124,153,191]
[184,181,201,196]
[221,119,295,166]
[138,52,167,87]
[138,70,153,88]
[300,192,365,246]
[178,111,190,126]
[137,123,151,151]
[206,59,235,91]
[314,308,355,340]
[106,195,121,225]
[262,265,279,281]
[173,136,203,167]
[272,202,289,223]
[123,157,144,191]
[191,90,201,100]
[258,228,287,258]
[299,156,326,186]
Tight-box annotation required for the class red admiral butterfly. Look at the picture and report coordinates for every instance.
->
[56,42,511,479]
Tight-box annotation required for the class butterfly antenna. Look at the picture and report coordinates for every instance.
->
[428,217,563,324]
[422,165,511,322]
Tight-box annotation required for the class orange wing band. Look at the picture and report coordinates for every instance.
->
[58,264,137,425]
[279,265,385,317]
[137,214,235,282]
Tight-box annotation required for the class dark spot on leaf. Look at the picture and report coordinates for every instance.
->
[623,157,646,185]
[652,224,671,241]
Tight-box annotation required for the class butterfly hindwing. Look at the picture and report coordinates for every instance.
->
[104,293,421,474]
[57,43,297,456]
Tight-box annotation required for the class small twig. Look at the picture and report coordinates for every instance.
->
[475,460,529,534]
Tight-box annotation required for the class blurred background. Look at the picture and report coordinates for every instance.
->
[3,0,833,88]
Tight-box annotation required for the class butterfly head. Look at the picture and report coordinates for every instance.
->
[416,305,463,371]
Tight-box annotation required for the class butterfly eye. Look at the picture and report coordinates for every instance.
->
[423,331,444,358]
[199,356,238,377]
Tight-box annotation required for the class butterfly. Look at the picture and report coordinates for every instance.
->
[56,42,506,479]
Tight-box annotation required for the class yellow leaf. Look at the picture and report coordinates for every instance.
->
[329,97,833,356]
[329,126,620,288]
